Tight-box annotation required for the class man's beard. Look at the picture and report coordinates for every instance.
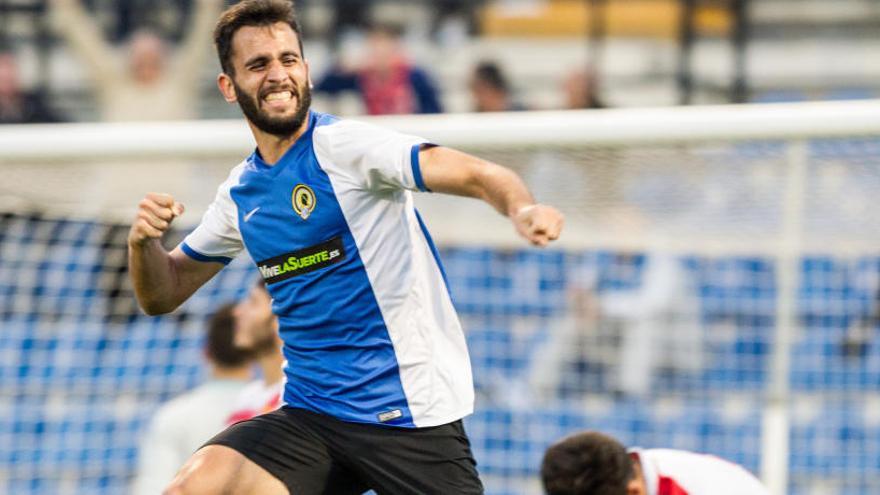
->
[248,332,280,357]
[238,329,279,357]
[234,80,312,137]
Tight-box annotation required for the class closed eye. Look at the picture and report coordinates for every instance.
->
[247,59,268,71]
[281,53,300,65]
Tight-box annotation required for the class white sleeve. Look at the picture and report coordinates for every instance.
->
[179,164,245,264]
[313,118,431,192]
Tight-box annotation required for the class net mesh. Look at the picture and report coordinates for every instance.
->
[2,116,880,494]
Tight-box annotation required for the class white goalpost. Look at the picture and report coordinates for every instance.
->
[3,100,880,495]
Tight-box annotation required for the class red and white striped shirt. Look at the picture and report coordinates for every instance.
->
[631,449,769,495]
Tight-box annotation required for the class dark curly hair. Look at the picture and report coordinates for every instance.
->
[541,431,635,495]
[214,0,303,76]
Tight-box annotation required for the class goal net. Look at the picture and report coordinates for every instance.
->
[2,100,880,495]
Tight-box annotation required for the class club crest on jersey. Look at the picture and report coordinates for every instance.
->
[292,184,316,220]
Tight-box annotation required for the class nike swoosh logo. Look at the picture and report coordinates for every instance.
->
[244,207,260,222]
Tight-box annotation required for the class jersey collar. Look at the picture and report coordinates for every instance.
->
[249,110,318,176]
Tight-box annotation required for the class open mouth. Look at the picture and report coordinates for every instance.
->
[262,90,297,110]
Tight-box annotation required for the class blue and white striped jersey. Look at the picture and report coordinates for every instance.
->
[181,111,474,427]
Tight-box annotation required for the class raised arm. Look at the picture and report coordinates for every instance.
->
[172,0,225,82]
[419,146,564,246]
[128,193,224,315]
[49,0,120,84]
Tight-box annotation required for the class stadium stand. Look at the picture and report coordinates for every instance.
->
[1,210,879,494]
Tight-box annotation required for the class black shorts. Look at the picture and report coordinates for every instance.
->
[204,406,484,495]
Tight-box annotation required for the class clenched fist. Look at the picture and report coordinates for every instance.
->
[512,204,564,247]
[128,193,185,246]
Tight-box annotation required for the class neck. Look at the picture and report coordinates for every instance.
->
[210,365,251,381]
[481,92,510,112]
[249,114,310,165]
[258,341,285,385]
[630,457,649,495]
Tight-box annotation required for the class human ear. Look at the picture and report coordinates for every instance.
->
[217,73,238,103]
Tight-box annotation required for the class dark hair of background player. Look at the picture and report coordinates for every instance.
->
[473,61,510,93]
[205,302,254,368]
[213,0,304,76]
[541,431,635,495]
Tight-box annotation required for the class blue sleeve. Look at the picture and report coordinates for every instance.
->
[315,66,360,95]
[410,143,431,192]
[181,242,233,265]
[409,68,443,114]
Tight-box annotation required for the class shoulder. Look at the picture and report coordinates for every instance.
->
[644,449,767,493]
[408,66,432,80]
[313,113,368,140]
[215,159,251,197]
[224,159,250,185]
[312,114,391,155]
[202,160,249,218]
[644,448,711,467]
[236,379,268,398]
[313,112,414,142]
[408,67,439,91]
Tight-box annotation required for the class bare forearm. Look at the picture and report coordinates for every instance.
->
[128,239,181,315]
[420,146,564,246]
[127,193,215,315]
[421,147,533,217]
[471,160,535,217]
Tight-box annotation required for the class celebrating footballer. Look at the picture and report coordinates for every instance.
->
[127,1,563,493]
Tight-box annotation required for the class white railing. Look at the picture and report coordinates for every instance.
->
[3,100,880,161]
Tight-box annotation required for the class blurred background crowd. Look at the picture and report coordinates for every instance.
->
[3,2,880,494]
[2,0,880,124]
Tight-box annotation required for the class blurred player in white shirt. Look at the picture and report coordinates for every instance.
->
[131,304,253,495]
[225,279,285,425]
[541,431,769,495]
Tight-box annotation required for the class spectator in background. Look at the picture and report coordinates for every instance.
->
[529,249,703,399]
[110,0,200,43]
[48,0,223,121]
[469,60,527,112]
[315,22,443,115]
[841,264,880,359]
[0,49,65,123]
[843,315,875,359]
[541,431,769,495]
[563,67,606,110]
[595,252,703,398]
[131,303,253,495]
[224,279,285,425]
[431,0,484,44]
[330,0,371,43]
